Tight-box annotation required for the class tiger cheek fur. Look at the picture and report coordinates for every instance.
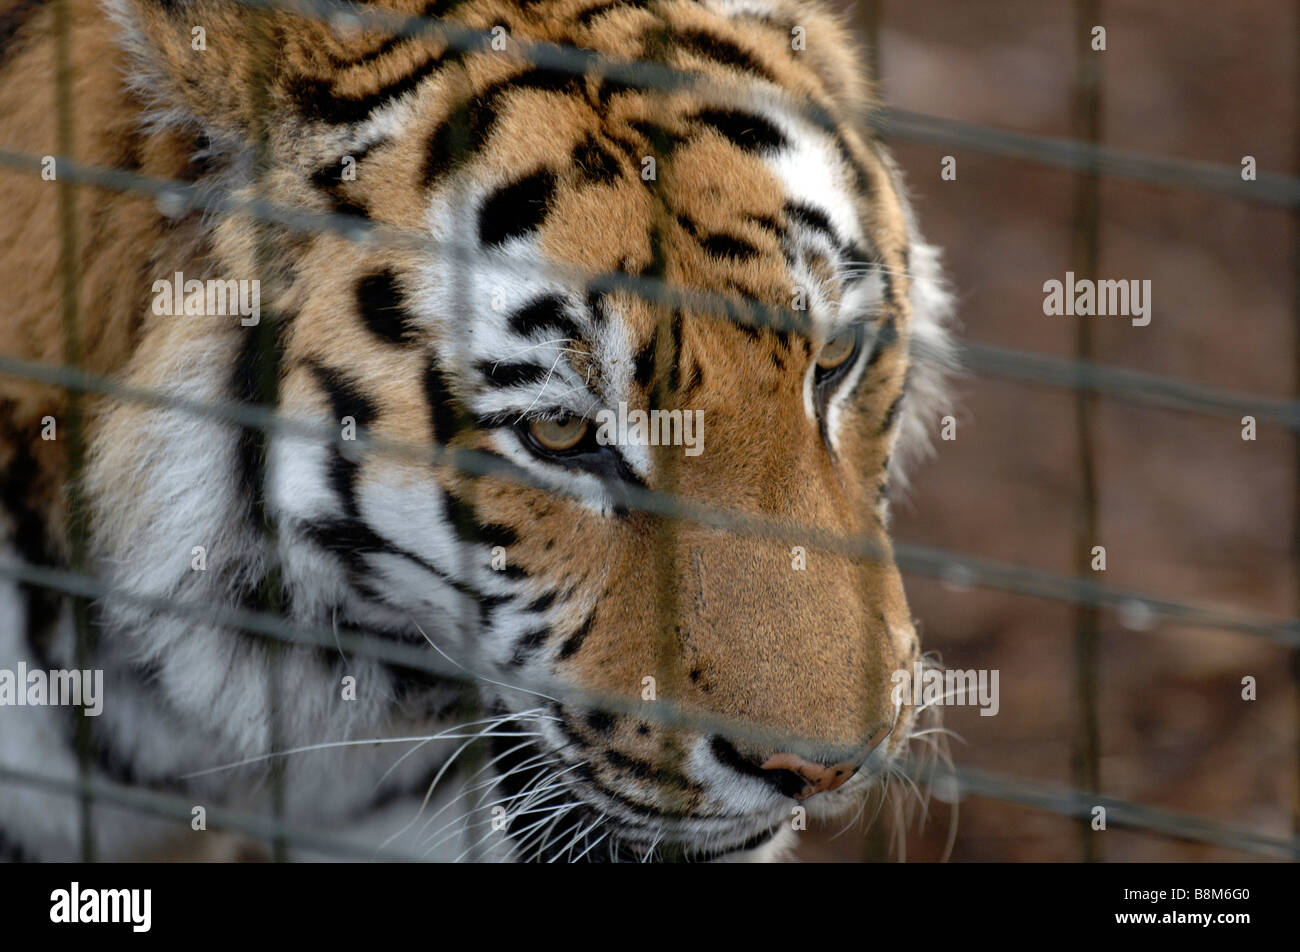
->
[0,0,953,860]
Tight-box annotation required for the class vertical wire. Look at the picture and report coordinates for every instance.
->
[859,0,884,85]
[855,0,893,864]
[441,48,489,864]
[19,0,1294,864]
[244,5,290,863]
[1291,0,1300,843]
[636,18,691,862]
[1069,0,1103,862]
[52,0,95,863]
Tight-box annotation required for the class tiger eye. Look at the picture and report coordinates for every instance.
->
[528,415,589,452]
[816,328,857,371]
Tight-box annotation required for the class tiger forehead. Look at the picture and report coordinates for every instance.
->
[293,0,906,408]
[302,0,887,226]
[295,0,831,94]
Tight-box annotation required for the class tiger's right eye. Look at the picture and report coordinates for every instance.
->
[813,326,862,393]
[816,327,858,372]
[527,415,590,452]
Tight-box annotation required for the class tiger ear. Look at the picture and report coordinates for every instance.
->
[782,4,876,114]
[712,0,876,115]
[106,0,336,142]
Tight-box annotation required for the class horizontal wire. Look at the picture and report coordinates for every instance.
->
[0,764,428,862]
[0,556,1290,862]
[0,148,805,338]
[953,339,1300,430]
[874,107,1300,208]
[0,554,873,755]
[229,0,844,131]
[6,146,1298,436]
[942,764,1300,860]
[9,128,1300,428]
[4,546,1295,848]
[2,351,1297,647]
[2,749,1295,861]
[4,3,1296,857]
[1,528,1293,859]
[217,0,1300,212]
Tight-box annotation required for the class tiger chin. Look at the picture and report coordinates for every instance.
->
[0,0,954,862]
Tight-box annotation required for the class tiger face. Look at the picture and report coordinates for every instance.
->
[37,0,955,861]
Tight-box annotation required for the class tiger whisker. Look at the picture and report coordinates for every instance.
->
[555,812,607,863]
[463,795,575,863]
[570,827,610,863]
[179,722,539,780]
[419,773,584,857]
[412,739,555,843]
[408,616,562,704]
[377,709,551,791]
[378,716,543,855]
[527,805,578,863]
[422,755,580,856]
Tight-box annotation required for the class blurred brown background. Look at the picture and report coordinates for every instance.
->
[798,0,1299,861]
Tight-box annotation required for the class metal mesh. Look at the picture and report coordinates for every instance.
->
[1,0,1297,862]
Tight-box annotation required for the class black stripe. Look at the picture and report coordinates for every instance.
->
[0,0,42,66]
[677,29,777,83]
[508,627,550,666]
[309,363,378,520]
[784,201,838,243]
[355,270,418,344]
[475,359,552,389]
[442,491,519,550]
[478,168,556,246]
[424,68,582,183]
[866,317,897,368]
[700,233,760,261]
[0,406,64,669]
[604,749,694,791]
[745,213,784,238]
[880,392,904,432]
[308,149,373,218]
[229,318,288,511]
[288,51,455,125]
[632,338,656,390]
[557,611,595,659]
[626,119,687,151]
[300,516,483,600]
[507,295,581,342]
[527,590,557,612]
[572,135,622,185]
[575,0,651,25]
[423,361,462,444]
[321,0,471,70]
[692,108,787,153]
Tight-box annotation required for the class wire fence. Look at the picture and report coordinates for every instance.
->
[1,0,1298,862]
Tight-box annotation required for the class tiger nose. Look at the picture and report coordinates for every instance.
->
[760,752,858,799]
[760,727,892,801]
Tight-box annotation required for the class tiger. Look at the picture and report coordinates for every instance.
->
[0,0,954,862]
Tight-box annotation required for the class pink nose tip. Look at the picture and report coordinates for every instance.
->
[760,753,858,799]
[760,727,892,800]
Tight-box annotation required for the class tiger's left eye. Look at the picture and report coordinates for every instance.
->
[527,415,590,452]
[815,327,859,377]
